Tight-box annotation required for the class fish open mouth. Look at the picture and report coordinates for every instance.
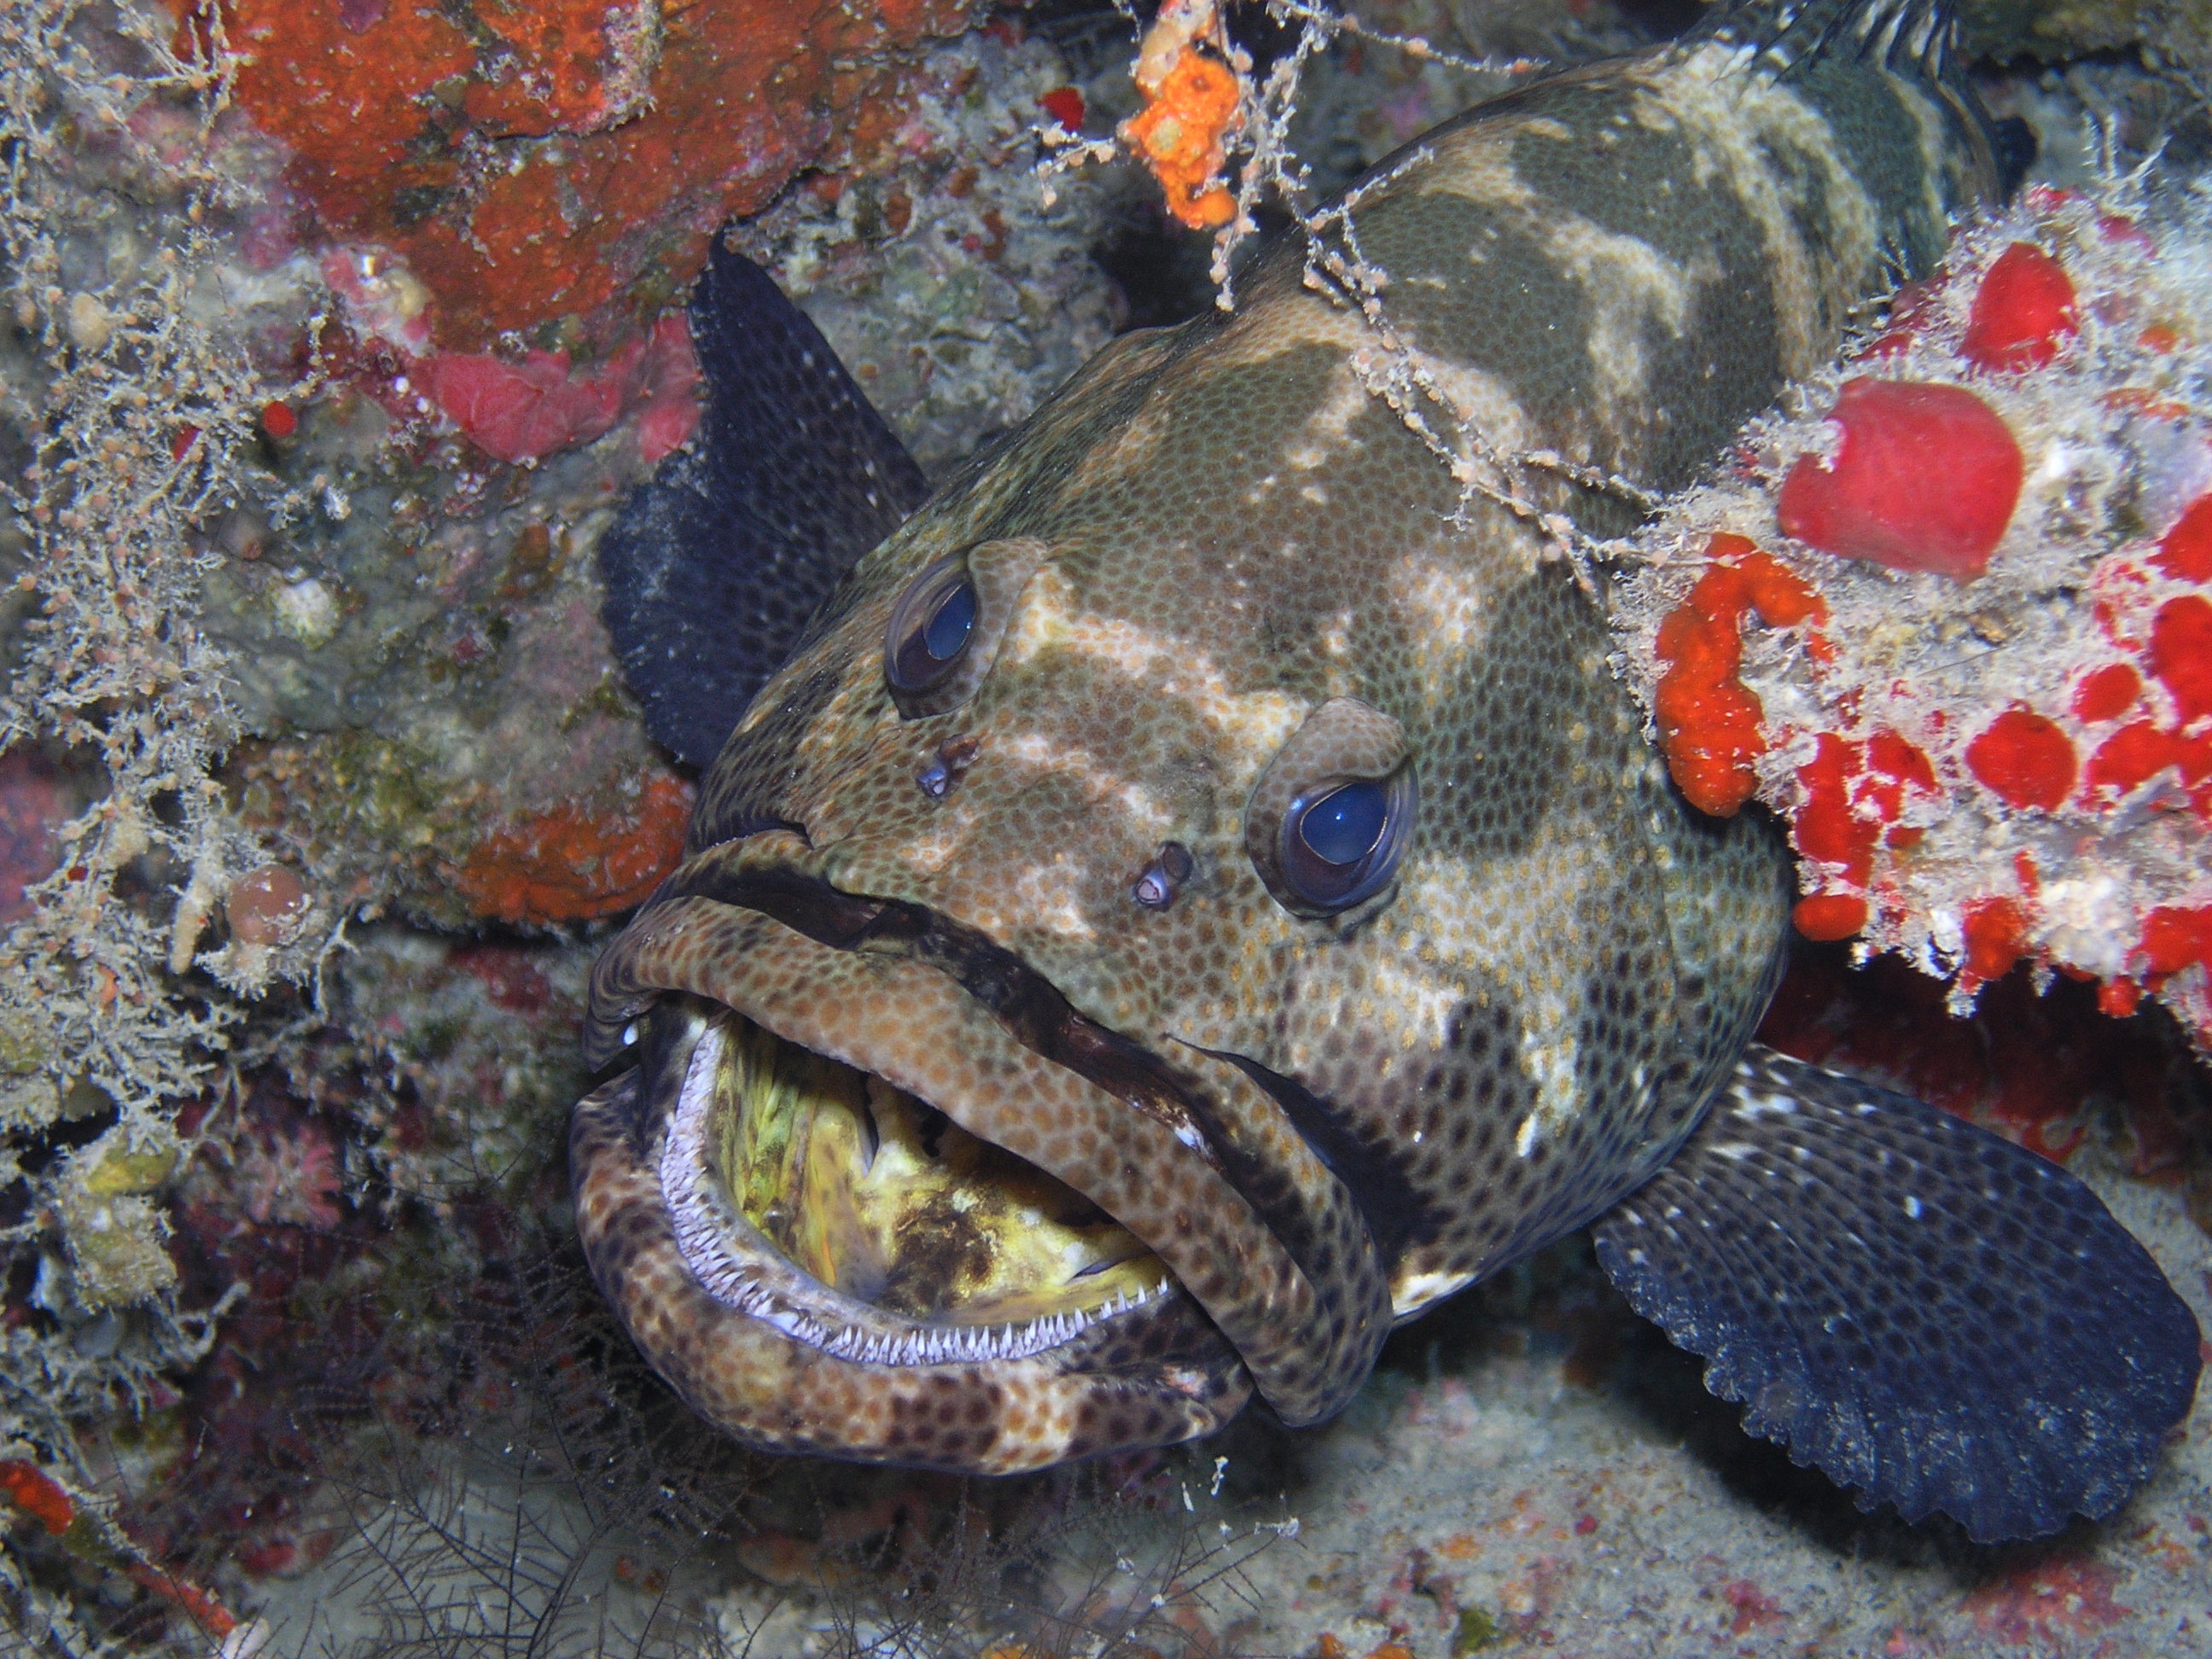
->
[570,862,1294,1469]
[663,1007,1173,1363]
[574,845,1397,1465]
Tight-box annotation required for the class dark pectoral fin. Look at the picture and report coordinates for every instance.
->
[599,237,931,770]
[1592,1044,2202,1542]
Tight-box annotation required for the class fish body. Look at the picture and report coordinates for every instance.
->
[579,0,2198,1540]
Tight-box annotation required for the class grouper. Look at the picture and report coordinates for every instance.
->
[575,0,2201,1540]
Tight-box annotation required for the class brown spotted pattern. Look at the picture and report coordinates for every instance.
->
[576,12,1997,1467]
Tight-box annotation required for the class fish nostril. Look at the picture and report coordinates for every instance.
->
[1132,841,1196,910]
[917,736,981,800]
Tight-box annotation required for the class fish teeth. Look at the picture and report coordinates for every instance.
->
[661,1057,1169,1371]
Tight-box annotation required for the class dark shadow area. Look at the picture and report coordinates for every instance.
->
[1089,196,1225,334]
[10,1045,1301,1658]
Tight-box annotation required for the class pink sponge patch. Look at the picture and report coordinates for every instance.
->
[421,313,700,466]
[1778,377,2023,580]
[632,314,701,466]
[422,348,627,464]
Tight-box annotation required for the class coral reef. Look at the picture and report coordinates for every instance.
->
[0,0,1189,1644]
[3,1,2209,1653]
[1039,0,1673,309]
[201,20,1118,938]
[0,5,338,1628]
[1609,174,2212,1051]
[733,20,1122,477]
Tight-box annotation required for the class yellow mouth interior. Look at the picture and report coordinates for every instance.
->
[707,1016,1168,1327]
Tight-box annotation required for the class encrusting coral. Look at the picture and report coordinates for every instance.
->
[734,21,1122,479]
[0,3,312,1637]
[160,0,987,352]
[1609,171,2212,1051]
[0,0,1220,1644]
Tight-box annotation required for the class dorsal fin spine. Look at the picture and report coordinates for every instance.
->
[1699,0,1957,81]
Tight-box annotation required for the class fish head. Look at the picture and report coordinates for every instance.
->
[577,470,1394,1471]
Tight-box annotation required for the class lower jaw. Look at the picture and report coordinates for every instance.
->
[569,1008,1254,1473]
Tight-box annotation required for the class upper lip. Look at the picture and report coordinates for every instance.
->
[592,847,1433,1259]
[589,853,1212,1150]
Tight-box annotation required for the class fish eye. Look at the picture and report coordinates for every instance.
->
[1245,696,1416,917]
[922,581,975,659]
[1292,781,1387,864]
[1278,773,1412,911]
[886,558,979,699]
[877,538,1050,719]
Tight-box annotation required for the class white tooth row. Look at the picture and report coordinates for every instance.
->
[802,1284,1167,1369]
[661,1020,1168,1368]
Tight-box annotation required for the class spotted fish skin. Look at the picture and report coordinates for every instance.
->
[573,2,2193,1518]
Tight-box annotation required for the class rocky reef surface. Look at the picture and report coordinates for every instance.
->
[1,2,2209,1655]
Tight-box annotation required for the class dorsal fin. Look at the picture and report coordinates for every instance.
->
[1698,0,1956,81]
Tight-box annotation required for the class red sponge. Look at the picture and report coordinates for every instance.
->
[1778,378,2023,579]
[1960,242,2079,372]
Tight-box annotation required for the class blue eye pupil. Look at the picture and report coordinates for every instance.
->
[886,557,987,708]
[922,581,976,661]
[1299,781,1388,866]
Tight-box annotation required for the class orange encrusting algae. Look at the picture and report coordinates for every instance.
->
[0,1459,74,1534]
[1651,533,1828,816]
[1118,0,1246,230]
[173,0,977,350]
[1121,47,1245,229]
[125,1564,240,1638]
[454,771,691,926]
